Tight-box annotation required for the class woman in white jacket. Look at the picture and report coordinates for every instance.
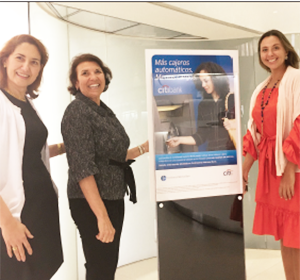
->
[243,30,300,280]
[0,34,64,279]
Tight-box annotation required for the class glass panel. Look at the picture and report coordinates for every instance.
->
[67,11,137,33]
[116,24,184,38]
[49,3,69,18]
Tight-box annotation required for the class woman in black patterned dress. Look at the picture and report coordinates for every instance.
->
[0,35,63,280]
[62,53,148,280]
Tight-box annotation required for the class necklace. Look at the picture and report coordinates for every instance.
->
[260,79,279,135]
[4,88,27,102]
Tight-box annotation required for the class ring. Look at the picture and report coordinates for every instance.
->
[12,247,18,251]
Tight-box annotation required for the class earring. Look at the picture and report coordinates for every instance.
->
[285,55,288,60]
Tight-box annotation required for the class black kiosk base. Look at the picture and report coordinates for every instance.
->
[156,195,246,280]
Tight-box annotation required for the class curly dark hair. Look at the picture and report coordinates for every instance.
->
[193,61,230,100]
[0,34,49,99]
[258,29,299,72]
[68,53,112,95]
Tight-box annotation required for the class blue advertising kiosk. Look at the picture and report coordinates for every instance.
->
[146,50,246,280]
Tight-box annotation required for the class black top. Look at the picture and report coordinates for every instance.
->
[61,91,130,200]
[192,94,235,151]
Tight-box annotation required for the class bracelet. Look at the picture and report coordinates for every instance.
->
[138,145,144,155]
[57,143,63,155]
[141,145,146,153]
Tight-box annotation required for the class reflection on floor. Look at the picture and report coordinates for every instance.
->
[115,249,285,280]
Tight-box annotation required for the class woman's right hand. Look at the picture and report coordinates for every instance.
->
[96,215,115,243]
[242,153,255,195]
[242,171,249,195]
[167,137,181,147]
[1,218,33,262]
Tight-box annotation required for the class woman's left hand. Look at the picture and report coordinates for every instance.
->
[279,161,296,200]
[223,118,236,131]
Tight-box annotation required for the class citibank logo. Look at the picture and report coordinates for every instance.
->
[158,85,182,94]
[223,169,233,176]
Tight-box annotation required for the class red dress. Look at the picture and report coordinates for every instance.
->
[243,88,300,249]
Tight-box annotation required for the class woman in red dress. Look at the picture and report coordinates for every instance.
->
[243,30,300,280]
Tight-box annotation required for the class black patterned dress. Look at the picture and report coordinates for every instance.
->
[0,90,63,280]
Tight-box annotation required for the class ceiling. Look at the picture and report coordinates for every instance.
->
[39,2,300,41]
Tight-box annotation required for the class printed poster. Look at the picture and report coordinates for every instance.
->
[146,50,243,202]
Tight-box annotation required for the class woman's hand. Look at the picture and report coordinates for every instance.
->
[223,118,236,131]
[78,175,116,243]
[279,161,296,200]
[126,140,149,160]
[1,218,33,262]
[242,170,249,195]
[242,153,255,195]
[96,215,115,243]
[167,137,181,148]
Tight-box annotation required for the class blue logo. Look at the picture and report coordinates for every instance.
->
[161,176,166,181]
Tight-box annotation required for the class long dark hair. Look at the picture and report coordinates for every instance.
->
[193,61,230,100]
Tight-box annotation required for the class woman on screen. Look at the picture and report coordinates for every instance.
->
[167,61,236,151]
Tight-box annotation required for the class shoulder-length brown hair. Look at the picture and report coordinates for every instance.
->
[68,53,112,95]
[0,34,48,99]
[258,30,299,72]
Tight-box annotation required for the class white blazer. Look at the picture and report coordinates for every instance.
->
[0,90,57,221]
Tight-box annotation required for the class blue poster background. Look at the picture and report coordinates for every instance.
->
[152,54,237,168]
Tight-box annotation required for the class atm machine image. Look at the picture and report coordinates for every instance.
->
[153,94,199,155]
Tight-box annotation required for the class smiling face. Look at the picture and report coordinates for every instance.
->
[75,61,106,104]
[199,70,216,95]
[4,42,41,93]
[260,35,288,73]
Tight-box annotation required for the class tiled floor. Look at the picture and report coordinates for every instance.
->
[115,249,285,280]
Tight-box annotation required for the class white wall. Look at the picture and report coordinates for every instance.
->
[0,3,29,48]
